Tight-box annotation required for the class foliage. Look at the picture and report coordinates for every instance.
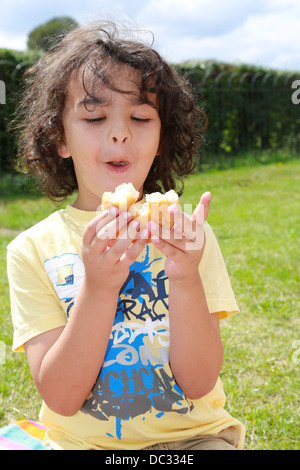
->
[27,16,78,52]
[1,160,299,449]
[0,48,43,174]
[1,51,300,175]
[177,60,300,169]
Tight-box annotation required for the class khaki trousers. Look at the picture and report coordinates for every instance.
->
[142,426,240,451]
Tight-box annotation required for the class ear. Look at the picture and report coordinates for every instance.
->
[57,139,71,159]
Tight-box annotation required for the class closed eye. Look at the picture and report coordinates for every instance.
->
[85,117,106,123]
[131,117,151,123]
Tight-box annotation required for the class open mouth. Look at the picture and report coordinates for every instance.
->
[109,161,129,167]
[107,161,129,167]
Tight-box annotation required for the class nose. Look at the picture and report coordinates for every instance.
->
[109,119,131,144]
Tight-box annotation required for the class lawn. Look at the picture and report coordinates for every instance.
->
[0,160,299,450]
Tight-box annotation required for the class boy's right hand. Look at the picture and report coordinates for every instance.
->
[81,208,147,294]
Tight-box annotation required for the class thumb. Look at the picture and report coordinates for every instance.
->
[200,191,211,222]
[192,191,211,224]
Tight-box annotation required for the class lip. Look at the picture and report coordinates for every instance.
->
[105,161,130,173]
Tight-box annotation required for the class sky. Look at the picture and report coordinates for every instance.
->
[1,0,300,71]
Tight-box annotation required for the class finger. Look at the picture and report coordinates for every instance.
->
[149,221,187,252]
[82,209,111,246]
[184,225,205,251]
[200,191,211,221]
[104,220,140,264]
[173,212,197,241]
[120,234,148,266]
[151,234,184,259]
[96,211,132,240]
[167,206,198,242]
[149,220,171,241]
[192,191,211,225]
[152,224,205,254]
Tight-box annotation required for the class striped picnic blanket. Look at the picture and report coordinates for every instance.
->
[0,420,50,450]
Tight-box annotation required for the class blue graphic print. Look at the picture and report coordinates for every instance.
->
[81,245,194,439]
[44,246,194,440]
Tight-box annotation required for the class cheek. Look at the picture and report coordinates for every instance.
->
[65,126,99,156]
[153,134,161,156]
[144,125,161,155]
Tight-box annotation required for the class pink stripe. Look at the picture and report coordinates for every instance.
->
[0,434,30,450]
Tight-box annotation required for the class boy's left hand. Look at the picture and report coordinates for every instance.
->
[147,192,211,282]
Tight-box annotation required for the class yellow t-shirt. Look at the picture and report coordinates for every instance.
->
[7,204,245,450]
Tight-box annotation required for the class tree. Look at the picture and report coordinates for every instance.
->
[27,17,78,52]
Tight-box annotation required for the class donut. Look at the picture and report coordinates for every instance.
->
[101,182,179,230]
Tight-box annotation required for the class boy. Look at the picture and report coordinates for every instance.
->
[7,21,245,450]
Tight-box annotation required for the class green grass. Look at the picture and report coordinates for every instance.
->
[1,161,300,449]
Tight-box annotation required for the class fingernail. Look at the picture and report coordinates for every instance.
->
[130,220,139,229]
[149,220,159,232]
[168,203,178,214]
[121,211,132,220]
[201,192,211,202]
[141,228,149,239]
[96,228,108,239]
[151,234,160,244]
[109,206,118,215]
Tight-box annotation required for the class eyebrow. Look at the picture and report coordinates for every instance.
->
[76,96,108,109]
[76,93,153,110]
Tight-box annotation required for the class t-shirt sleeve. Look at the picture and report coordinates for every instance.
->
[199,223,239,320]
[7,245,67,352]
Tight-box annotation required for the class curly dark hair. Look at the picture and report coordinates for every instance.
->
[15,21,207,201]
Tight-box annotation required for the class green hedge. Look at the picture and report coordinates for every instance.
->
[1,50,300,175]
[0,49,42,174]
[179,60,300,168]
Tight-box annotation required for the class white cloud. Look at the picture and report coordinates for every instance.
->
[137,0,268,37]
[0,0,89,37]
[0,0,299,70]
[0,32,27,51]
[136,0,300,70]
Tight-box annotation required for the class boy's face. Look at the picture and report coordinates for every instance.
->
[58,64,161,210]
